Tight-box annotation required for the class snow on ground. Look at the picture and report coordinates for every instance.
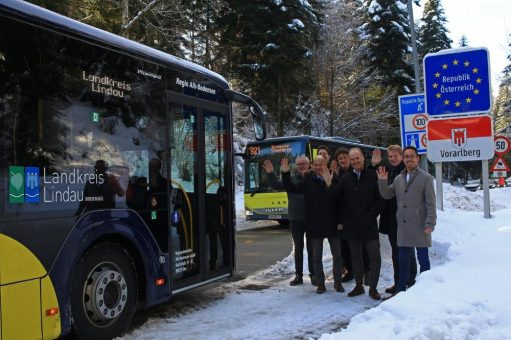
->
[321,185,511,340]
[121,184,511,340]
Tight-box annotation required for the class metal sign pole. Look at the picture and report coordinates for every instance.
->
[421,157,428,172]
[435,162,443,211]
[482,160,490,218]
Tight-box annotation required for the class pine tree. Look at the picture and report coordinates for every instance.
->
[459,34,469,47]
[358,0,415,94]
[418,0,451,58]
[181,0,227,70]
[218,0,324,136]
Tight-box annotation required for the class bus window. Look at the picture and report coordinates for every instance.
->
[169,104,200,280]
[248,162,261,191]
[204,111,230,272]
[244,141,305,193]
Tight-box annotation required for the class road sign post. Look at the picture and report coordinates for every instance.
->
[424,47,493,218]
[482,160,490,218]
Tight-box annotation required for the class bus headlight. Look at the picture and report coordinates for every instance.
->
[245,209,253,216]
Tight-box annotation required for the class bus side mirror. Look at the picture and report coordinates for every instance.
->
[249,106,266,141]
[224,89,267,141]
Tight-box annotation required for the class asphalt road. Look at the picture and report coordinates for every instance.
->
[235,224,293,278]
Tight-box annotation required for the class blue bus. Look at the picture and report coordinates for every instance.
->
[0,1,265,339]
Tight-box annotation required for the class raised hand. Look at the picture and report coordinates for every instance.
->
[280,158,290,173]
[371,149,382,166]
[376,166,388,180]
[330,159,339,175]
[323,166,333,187]
[262,159,274,174]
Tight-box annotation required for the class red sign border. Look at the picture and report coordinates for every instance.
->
[490,156,510,172]
[494,135,511,155]
[412,114,428,131]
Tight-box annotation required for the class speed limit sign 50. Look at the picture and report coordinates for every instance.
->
[494,135,511,155]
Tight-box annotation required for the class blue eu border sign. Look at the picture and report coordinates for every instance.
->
[424,47,491,117]
[399,93,427,154]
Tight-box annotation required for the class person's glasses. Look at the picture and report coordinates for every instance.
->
[296,163,308,166]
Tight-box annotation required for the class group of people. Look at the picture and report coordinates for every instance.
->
[262,144,437,300]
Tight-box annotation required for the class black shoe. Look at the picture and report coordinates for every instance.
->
[347,285,365,297]
[316,283,326,294]
[334,282,345,293]
[310,275,318,286]
[385,285,397,294]
[407,280,416,289]
[363,270,370,286]
[369,288,381,300]
[341,272,354,282]
[290,274,303,286]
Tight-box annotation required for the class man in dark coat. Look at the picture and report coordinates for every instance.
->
[262,156,316,286]
[332,148,370,284]
[335,148,384,300]
[370,145,417,294]
[282,155,343,294]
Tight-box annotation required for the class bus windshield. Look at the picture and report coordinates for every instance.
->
[245,141,305,193]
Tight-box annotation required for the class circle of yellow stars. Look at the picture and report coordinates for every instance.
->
[432,58,482,107]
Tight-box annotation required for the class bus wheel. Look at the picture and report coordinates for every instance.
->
[71,243,137,339]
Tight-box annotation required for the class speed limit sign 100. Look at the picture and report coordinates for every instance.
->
[494,135,511,155]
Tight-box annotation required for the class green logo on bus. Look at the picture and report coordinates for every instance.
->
[9,166,40,203]
[9,166,25,203]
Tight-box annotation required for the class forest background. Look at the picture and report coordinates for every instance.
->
[27,0,511,179]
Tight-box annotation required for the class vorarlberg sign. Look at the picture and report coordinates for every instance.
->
[427,115,494,162]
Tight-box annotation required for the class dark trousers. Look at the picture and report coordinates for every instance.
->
[290,220,314,276]
[341,239,369,274]
[311,237,342,285]
[396,247,430,292]
[388,228,417,286]
[348,239,381,290]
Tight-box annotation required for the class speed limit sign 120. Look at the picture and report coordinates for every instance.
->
[494,135,511,155]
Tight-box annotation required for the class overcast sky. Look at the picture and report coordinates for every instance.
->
[414,0,510,94]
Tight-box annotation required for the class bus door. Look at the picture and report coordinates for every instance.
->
[167,93,232,292]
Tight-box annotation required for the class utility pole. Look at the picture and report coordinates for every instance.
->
[407,0,421,93]
[407,0,428,171]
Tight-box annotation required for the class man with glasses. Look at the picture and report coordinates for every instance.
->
[263,155,316,286]
[370,145,417,294]
[377,146,436,297]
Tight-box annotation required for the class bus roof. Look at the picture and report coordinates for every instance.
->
[0,0,229,89]
[246,135,385,150]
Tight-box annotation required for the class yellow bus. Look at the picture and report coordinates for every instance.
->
[243,136,383,223]
[0,1,265,339]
